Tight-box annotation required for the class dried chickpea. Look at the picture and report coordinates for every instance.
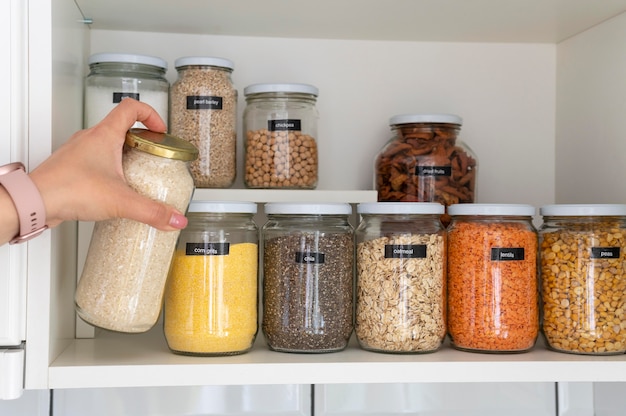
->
[539,204,626,355]
[243,83,319,189]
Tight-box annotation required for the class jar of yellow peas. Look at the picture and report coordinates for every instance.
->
[164,201,259,355]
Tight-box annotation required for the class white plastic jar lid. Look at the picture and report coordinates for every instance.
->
[265,202,351,215]
[540,204,626,216]
[174,56,234,70]
[357,202,444,215]
[188,201,257,214]
[448,203,535,217]
[389,113,462,126]
[88,53,168,70]
[244,83,319,96]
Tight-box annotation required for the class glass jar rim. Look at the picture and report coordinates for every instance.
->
[174,56,234,70]
[188,200,257,214]
[389,113,462,126]
[358,202,444,215]
[88,53,167,70]
[540,204,626,217]
[448,203,535,217]
[244,83,318,97]
[265,202,351,215]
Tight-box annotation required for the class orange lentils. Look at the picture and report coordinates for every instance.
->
[447,204,538,353]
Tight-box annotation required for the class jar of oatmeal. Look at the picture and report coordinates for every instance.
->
[539,204,626,355]
[374,114,478,224]
[170,56,238,188]
[355,202,446,354]
[84,53,169,128]
[75,129,197,333]
[447,203,538,353]
[261,203,353,352]
[164,201,259,356]
[243,83,319,189]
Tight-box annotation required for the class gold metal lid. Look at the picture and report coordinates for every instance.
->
[125,128,198,161]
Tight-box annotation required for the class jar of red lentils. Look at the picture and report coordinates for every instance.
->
[164,201,259,356]
[539,204,626,355]
[447,203,538,353]
[243,83,319,189]
[355,202,446,354]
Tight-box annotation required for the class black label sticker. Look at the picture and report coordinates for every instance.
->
[295,251,325,264]
[490,247,525,261]
[591,247,621,259]
[185,242,230,256]
[384,244,427,259]
[113,92,140,103]
[416,166,452,177]
[268,119,301,131]
[186,95,223,110]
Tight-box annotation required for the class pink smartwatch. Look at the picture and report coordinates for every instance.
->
[0,162,48,244]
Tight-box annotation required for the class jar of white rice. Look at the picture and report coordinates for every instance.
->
[75,128,198,333]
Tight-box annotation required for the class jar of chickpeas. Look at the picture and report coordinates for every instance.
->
[243,83,319,189]
[539,204,626,355]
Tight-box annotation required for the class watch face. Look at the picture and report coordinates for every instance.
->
[0,162,25,176]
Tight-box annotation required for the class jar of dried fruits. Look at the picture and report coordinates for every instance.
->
[447,203,538,353]
[539,204,626,355]
[170,56,238,188]
[355,202,446,354]
[164,201,259,356]
[261,203,354,353]
[243,83,319,189]
[374,114,477,223]
[75,129,198,333]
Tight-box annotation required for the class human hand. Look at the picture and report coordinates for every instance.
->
[30,98,189,231]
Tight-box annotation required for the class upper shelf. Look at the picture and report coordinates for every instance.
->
[76,0,626,43]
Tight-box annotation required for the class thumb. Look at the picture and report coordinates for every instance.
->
[119,194,188,231]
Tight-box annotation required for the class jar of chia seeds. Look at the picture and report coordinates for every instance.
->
[261,202,354,353]
[75,129,197,333]
[539,204,626,355]
[164,201,259,356]
[243,83,319,189]
[447,203,538,353]
[355,202,446,354]
[84,53,169,128]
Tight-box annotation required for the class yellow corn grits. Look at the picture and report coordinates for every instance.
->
[164,242,258,354]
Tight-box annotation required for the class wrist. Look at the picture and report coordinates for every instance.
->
[0,162,48,244]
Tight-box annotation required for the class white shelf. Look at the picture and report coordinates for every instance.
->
[48,329,626,389]
[192,189,377,204]
[78,0,626,43]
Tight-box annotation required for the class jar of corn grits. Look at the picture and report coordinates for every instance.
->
[374,114,477,225]
[170,56,237,188]
[262,203,354,353]
[75,129,197,333]
[447,203,538,353]
[243,83,319,189]
[539,204,626,355]
[164,201,259,356]
[355,202,446,354]
[84,53,169,128]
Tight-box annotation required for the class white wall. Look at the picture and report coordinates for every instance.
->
[556,11,626,204]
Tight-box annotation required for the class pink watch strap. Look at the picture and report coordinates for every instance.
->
[0,162,48,244]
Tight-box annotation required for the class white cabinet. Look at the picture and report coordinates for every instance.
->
[22,0,626,392]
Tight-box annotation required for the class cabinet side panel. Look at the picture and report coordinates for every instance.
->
[556,12,626,204]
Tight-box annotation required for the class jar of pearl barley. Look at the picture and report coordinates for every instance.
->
[243,83,319,189]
